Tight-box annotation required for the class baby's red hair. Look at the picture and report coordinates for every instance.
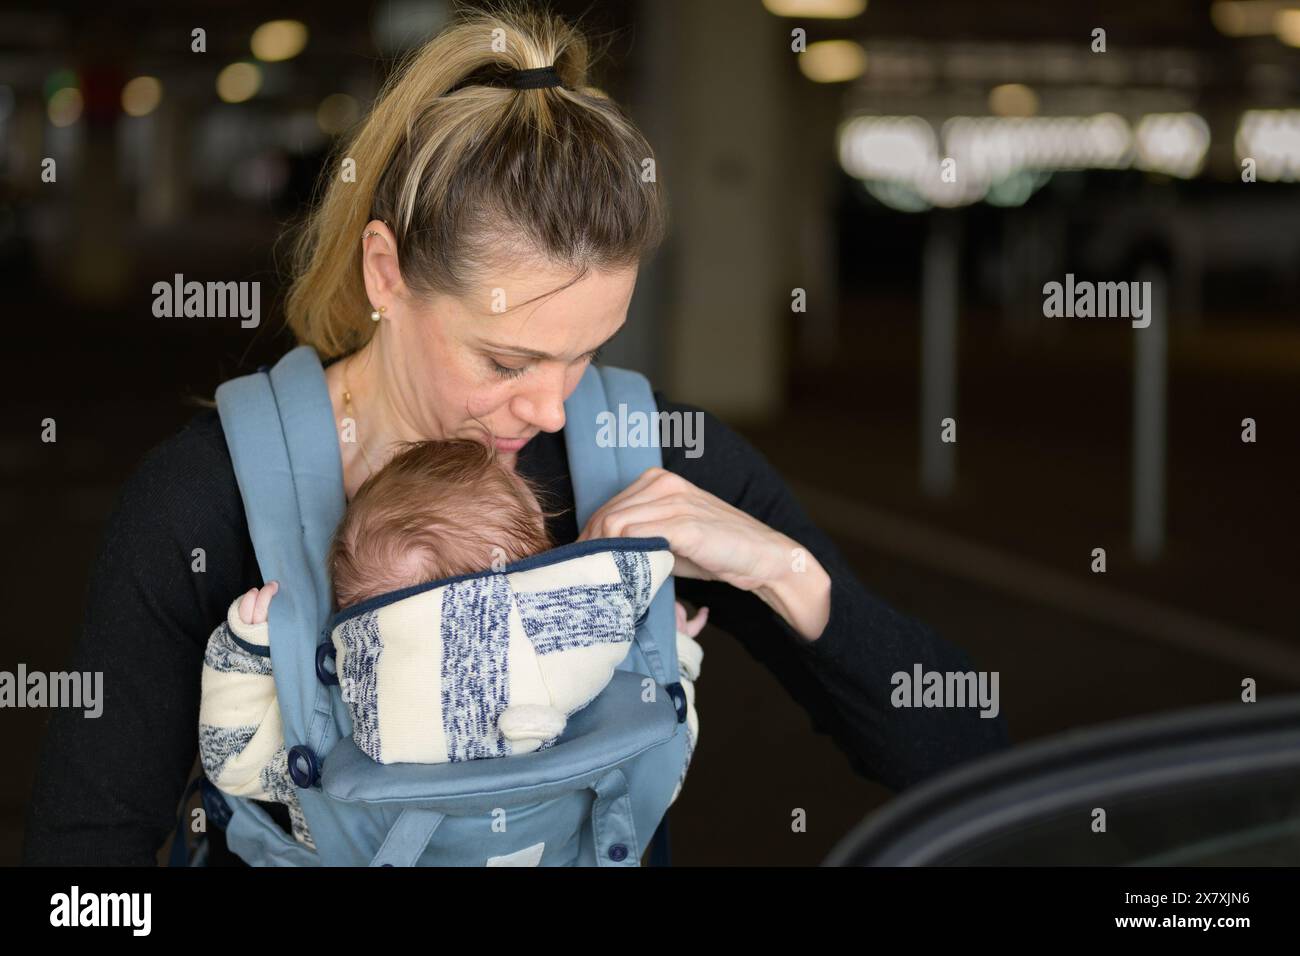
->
[328,438,555,610]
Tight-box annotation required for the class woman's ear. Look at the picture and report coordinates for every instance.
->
[360,219,407,309]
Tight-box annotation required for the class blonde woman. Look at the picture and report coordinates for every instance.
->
[24,2,1006,865]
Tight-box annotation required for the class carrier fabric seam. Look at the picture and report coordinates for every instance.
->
[326,536,671,628]
[323,731,679,806]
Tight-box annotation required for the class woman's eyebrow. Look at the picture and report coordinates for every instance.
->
[478,331,618,360]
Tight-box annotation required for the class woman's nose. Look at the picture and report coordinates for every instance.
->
[514,372,568,434]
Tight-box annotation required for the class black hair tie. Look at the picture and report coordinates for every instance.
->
[507,65,564,90]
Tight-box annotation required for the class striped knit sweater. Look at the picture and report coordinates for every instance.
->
[198,548,702,849]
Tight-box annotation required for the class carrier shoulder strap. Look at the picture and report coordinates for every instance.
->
[214,345,345,750]
[562,365,680,686]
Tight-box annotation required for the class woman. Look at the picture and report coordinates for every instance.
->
[22,4,1007,865]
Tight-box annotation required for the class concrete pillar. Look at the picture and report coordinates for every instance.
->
[648,0,788,421]
[920,211,960,498]
[1132,263,1167,561]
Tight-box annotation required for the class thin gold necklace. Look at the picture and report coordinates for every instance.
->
[340,355,379,480]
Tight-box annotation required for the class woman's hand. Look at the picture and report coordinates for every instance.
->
[577,468,831,640]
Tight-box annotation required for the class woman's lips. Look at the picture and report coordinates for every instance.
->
[493,435,531,452]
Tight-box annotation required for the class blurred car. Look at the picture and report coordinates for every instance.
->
[825,694,1300,865]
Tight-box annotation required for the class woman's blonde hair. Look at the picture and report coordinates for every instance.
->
[283,0,668,360]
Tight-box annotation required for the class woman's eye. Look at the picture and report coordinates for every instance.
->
[489,359,527,380]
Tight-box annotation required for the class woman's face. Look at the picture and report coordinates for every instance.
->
[366,237,638,469]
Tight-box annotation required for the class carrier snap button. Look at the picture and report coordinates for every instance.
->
[665,682,687,723]
[608,843,629,862]
[200,778,232,829]
[315,642,339,685]
[287,744,320,788]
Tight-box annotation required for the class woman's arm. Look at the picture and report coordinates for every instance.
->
[22,410,260,864]
[636,395,1008,792]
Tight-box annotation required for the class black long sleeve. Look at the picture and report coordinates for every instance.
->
[22,412,263,865]
[650,394,1009,791]
[23,390,1007,865]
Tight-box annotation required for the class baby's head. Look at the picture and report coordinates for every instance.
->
[328,439,554,610]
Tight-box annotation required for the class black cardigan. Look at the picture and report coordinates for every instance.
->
[22,391,1008,865]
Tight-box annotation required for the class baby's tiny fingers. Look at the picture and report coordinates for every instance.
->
[237,588,259,626]
[252,581,279,625]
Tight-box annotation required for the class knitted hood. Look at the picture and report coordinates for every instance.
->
[326,537,674,766]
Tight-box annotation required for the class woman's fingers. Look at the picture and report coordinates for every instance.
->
[577,467,791,594]
[586,499,695,541]
[578,467,680,539]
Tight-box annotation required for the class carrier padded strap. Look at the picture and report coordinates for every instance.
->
[563,365,679,686]
[214,346,346,747]
[268,349,348,755]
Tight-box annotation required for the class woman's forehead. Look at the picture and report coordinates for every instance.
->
[451,265,637,350]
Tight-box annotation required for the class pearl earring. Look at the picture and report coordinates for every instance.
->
[370,305,386,322]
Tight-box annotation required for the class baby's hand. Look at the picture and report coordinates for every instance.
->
[674,600,708,638]
[237,581,279,627]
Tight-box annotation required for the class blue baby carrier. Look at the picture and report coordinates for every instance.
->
[176,345,690,866]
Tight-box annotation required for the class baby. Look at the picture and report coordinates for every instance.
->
[198,438,706,849]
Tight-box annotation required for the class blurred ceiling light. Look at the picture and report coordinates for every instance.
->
[217,62,262,103]
[763,0,867,16]
[47,86,82,127]
[988,83,1039,117]
[984,170,1053,207]
[317,93,360,135]
[1236,109,1300,180]
[1211,1,1291,36]
[1275,8,1300,44]
[43,68,78,102]
[251,20,309,62]
[838,115,937,181]
[840,113,1135,211]
[944,114,1133,182]
[121,76,162,117]
[1135,112,1210,177]
[799,40,868,83]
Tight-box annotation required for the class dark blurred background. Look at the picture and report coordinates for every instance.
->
[1,0,1297,865]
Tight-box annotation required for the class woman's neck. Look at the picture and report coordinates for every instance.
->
[328,339,422,498]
